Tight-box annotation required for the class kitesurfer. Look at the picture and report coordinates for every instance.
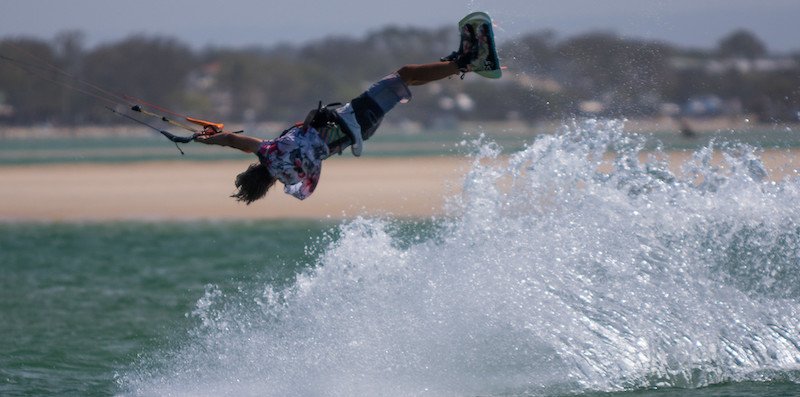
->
[196,39,491,203]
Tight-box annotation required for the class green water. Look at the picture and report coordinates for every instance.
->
[2,126,798,165]
[2,221,799,396]
[0,221,333,396]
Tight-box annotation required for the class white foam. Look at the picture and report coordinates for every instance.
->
[122,120,800,396]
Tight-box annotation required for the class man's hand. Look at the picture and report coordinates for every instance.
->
[202,125,221,135]
[194,131,231,145]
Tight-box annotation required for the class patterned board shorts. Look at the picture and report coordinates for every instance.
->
[324,73,412,154]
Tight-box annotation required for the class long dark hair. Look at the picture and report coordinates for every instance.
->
[231,163,276,204]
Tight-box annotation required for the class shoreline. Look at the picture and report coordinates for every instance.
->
[1,150,797,222]
[1,118,797,139]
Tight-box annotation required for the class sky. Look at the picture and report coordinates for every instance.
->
[1,0,799,53]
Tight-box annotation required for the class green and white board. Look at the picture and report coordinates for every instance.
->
[458,11,502,78]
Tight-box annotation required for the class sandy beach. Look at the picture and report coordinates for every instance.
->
[1,150,797,222]
[0,157,470,221]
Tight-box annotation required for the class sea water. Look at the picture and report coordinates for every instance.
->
[0,221,329,396]
[3,120,800,396]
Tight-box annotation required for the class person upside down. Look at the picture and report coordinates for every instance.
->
[195,33,493,203]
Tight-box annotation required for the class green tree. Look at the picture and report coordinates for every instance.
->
[0,38,65,123]
[555,32,673,115]
[81,36,195,121]
[718,29,767,59]
[53,31,87,125]
[503,30,558,74]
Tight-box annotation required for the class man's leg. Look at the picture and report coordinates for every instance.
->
[397,61,461,86]
[337,62,458,154]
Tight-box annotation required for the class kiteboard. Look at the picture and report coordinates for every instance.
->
[458,11,502,78]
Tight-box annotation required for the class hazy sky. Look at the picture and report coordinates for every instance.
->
[2,0,799,53]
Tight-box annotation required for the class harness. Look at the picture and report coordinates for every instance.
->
[280,101,353,136]
[279,91,388,155]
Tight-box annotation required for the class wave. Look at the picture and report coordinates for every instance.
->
[121,119,800,396]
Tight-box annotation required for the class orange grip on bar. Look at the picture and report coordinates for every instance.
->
[185,116,224,131]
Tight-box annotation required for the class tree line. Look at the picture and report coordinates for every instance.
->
[0,26,798,127]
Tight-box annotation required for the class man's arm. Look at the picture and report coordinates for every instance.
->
[194,132,263,153]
